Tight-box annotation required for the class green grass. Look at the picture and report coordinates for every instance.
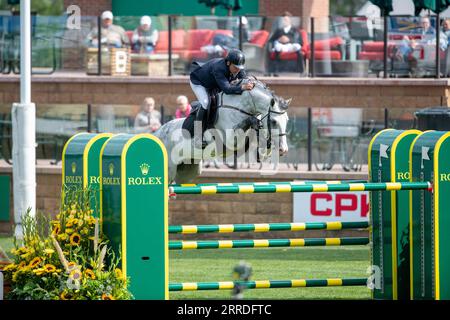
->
[0,236,14,261]
[0,236,371,300]
[169,246,370,300]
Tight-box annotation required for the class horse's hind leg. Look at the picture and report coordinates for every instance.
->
[174,163,202,184]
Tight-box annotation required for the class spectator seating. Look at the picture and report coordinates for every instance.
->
[358,35,426,77]
[243,30,270,73]
[306,35,345,61]
[154,29,269,72]
[267,28,345,74]
[119,27,346,75]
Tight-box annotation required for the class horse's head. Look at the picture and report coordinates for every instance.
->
[267,94,290,156]
[244,79,291,157]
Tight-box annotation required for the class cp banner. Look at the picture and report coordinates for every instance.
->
[293,192,369,223]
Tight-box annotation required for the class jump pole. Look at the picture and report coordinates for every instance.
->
[169,278,369,291]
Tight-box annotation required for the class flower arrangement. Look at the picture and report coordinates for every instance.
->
[2,190,133,300]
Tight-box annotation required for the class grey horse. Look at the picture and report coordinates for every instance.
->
[153,80,290,183]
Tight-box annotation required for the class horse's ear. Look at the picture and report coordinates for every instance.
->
[280,97,291,110]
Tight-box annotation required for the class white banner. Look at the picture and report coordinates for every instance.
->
[293,191,369,223]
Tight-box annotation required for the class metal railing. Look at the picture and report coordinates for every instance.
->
[0,14,448,78]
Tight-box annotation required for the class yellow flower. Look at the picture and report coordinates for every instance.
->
[67,262,79,272]
[14,246,28,255]
[12,271,20,282]
[84,268,96,280]
[115,268,123,280]
[44,264,57,273]
[60,291,73,300]
[81,228,89,235]
[69,269,82,281]
[57,233,68,241]
[65,228,74,235]
[33,268,46,276]
[52,224,61,235]
[44,248,55,255]
[69,233,81,246]
[18,261,26,269]
[2,263,17,272]
[28,257,42,268]
[20,252,31,259]
[101,294,115,300]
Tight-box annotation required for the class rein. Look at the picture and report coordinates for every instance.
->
[220,93,287,162]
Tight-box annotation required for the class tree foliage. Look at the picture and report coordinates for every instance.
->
[0,0,64,15]
[330,0,368,16]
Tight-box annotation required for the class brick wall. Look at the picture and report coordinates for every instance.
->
[63,0,112,16]
[259,0,302,16]
[0,77,448,114]
[63,0,329,19]
[259,0,330,31]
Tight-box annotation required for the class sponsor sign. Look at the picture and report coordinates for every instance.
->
[293,191,369,223]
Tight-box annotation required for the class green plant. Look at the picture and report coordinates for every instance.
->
[2,189,133,300]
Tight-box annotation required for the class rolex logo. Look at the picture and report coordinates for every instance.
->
[140,163,150,176]
[109,163,114,176]
[71,162,76,174]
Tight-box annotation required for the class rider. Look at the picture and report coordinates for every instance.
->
[189,49,255,148]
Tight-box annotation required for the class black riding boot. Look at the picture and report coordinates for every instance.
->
[194,107,208,149]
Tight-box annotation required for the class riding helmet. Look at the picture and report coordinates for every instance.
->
[225,49,246,69]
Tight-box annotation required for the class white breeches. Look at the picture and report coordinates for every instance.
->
[190,80,210,110]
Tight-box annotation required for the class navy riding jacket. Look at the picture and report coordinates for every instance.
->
[190,58,246,95]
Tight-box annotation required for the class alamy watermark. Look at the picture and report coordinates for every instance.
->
[167,121,288,176]
[66,5,81,30]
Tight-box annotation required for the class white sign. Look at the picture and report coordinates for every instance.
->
[115,51,128,74]
[293,191,369,223]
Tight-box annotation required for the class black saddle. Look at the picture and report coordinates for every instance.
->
[182,89,220,137]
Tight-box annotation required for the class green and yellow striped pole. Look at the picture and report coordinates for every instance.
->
[169,221,369,234]
[169,237,369,250]
[169,278,368,291]
[170,180,367,188]
[169,182,431,195]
